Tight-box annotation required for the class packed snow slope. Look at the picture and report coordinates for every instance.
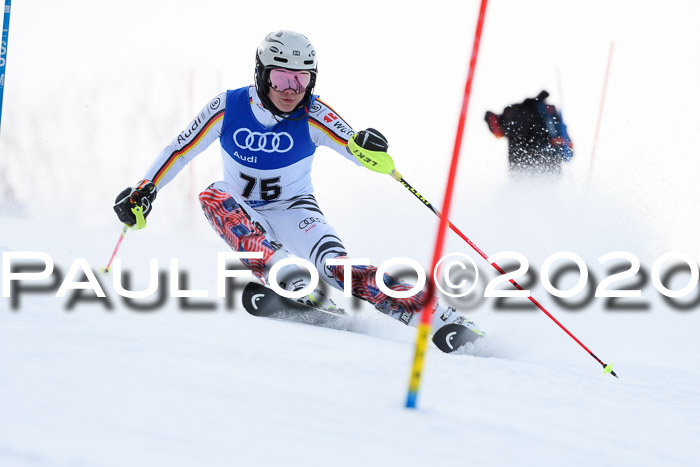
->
[1,0,700,466]
[2,185,699,467]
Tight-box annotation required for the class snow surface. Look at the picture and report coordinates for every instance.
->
[2,1,700,466]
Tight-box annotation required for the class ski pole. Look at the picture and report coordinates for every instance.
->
[101,225,129,275]
[388,168,618,378]
[100,206,146,274]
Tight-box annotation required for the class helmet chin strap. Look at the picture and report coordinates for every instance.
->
[272,103,310,122]
[256,87,310,121]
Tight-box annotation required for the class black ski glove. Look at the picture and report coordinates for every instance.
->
[347,128,396,174]
[113,180,157,226]
[354,128,389,152]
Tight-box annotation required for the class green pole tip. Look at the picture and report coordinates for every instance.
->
[604,364,618,378]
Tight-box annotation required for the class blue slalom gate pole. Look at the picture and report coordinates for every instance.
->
[0,0,12,136]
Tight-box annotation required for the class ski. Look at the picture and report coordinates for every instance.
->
[241,282,484,353]
[431,322,483,353]
[241,281,349,327]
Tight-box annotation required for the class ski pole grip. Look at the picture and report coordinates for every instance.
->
[131,205,146,230]
[347,134,396,175]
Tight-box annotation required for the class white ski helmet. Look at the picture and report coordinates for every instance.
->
[255,30,318,115]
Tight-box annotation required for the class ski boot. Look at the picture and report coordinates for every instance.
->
[427,304,486,353]
[282,277,340,312]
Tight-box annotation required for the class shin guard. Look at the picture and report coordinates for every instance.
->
[199,185,278,282]
[329,258,436,325]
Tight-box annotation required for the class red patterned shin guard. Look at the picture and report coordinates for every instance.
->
[329,257,436,325]
[199,186,276,281]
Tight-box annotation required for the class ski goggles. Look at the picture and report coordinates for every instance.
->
[268,68,312,94]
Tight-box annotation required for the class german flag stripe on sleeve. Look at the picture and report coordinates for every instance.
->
[309,117,348,146]
[308,98,354,146]
[316,98,344,121]
[152,109,225,186]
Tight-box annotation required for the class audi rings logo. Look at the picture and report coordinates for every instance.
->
[299,217,326,229]
[233,128,294,153]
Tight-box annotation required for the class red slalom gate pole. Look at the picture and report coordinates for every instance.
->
[406,0,489,409]
[587,40,614,186]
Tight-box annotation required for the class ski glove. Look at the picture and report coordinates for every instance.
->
[347,128,396,175]
[113,180,157,227]
[355,128,389,152]
[484,111,505,138]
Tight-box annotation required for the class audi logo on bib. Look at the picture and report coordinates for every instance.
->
[233,128,294,153]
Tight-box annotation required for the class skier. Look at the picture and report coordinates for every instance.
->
[485,90,573,177]
[113,30,484,352]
